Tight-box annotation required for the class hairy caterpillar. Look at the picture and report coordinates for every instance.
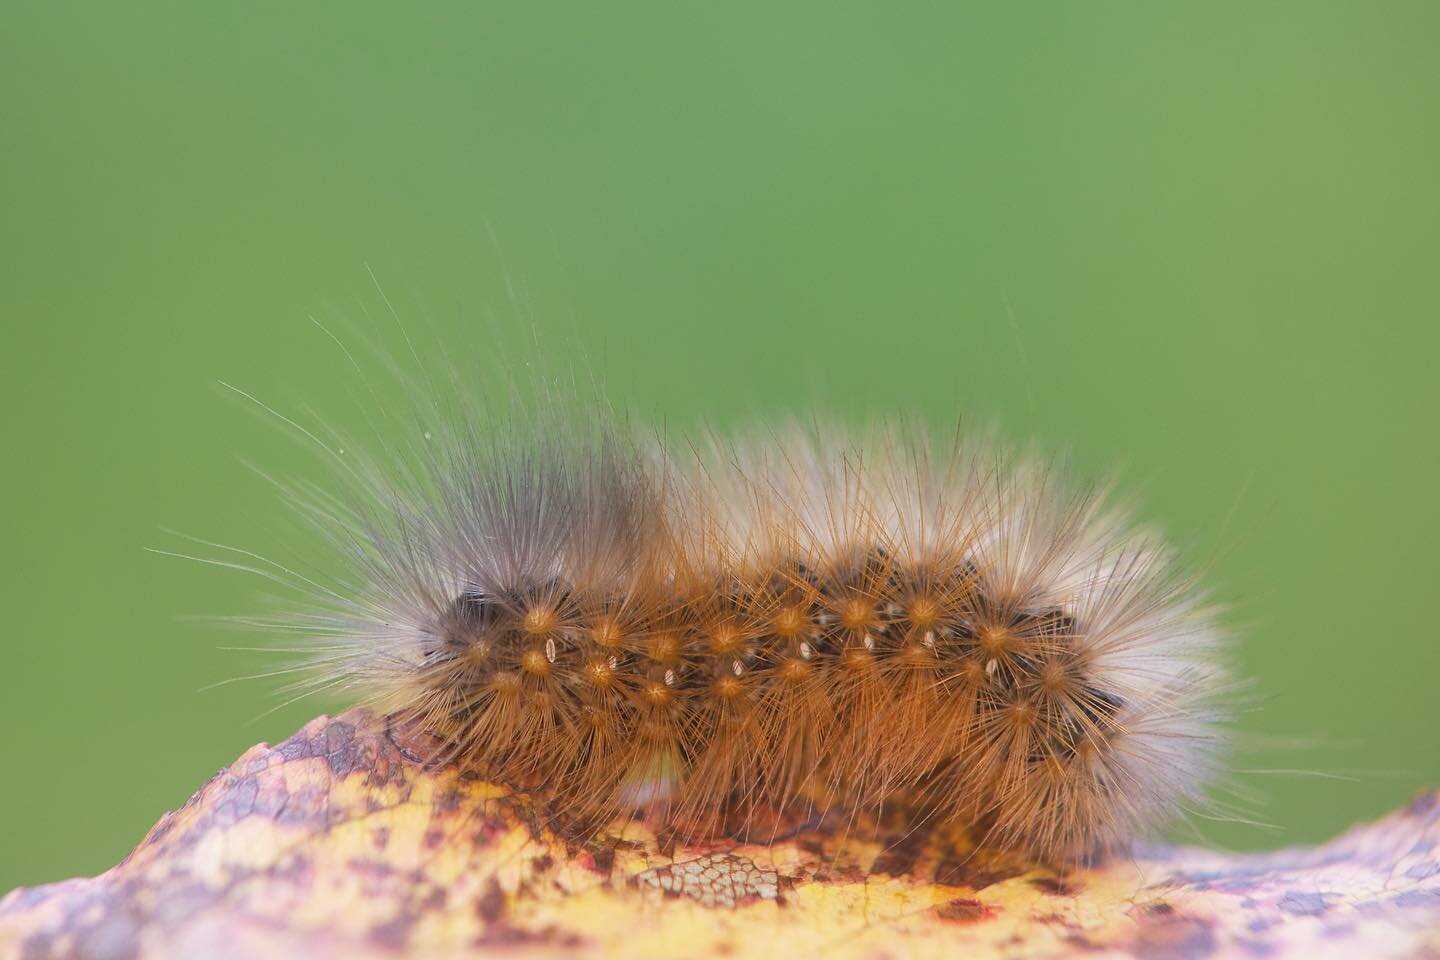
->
[244,389,1230,867]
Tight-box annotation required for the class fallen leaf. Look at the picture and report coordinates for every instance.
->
[2,709,1437,959]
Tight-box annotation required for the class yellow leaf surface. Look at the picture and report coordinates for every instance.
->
[2,709,1437,959]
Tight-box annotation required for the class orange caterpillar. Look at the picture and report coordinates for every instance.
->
[287,416,1229,865]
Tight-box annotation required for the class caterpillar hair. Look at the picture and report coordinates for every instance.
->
[233,383,1230,868]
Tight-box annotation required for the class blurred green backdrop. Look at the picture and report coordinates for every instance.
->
[3,2,1438,892]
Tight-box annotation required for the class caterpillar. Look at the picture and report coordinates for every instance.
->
[262,402,1230,867]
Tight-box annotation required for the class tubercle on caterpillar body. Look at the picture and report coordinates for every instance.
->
[288,415,1229,866]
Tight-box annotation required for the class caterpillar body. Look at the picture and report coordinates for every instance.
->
[283,413,1229,866]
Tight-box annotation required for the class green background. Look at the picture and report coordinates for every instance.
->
[3,2,1437,892]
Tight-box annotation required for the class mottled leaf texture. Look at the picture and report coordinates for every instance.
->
[2,710,1437,960]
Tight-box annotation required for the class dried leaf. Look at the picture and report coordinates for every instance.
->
[2,709,1437,959]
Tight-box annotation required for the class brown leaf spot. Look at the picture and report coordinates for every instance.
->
[1032,875,1081,897]
[587,843,616,874]
[475,878,506,925]
[934,897,993,923]
[933,854,1022,891]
